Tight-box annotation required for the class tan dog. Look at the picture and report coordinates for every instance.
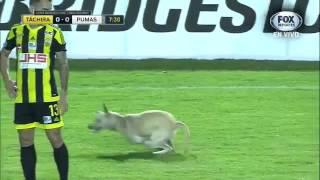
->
[88,104,190,154]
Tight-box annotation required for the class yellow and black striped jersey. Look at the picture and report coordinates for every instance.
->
[4,24,66,103]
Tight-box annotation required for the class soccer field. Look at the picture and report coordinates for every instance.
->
[1,70,319,180]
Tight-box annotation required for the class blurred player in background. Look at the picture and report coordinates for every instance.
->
[0,0,69,179]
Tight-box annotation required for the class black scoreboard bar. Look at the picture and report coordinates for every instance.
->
[22,13,125,25]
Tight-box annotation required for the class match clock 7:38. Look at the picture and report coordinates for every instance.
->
[53,15,72,24]
[104,15,124,25]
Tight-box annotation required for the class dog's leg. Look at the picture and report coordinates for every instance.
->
[167,139,175,151]
[144,140,173,154]
[153,143,174,154]
[165,142,173,152]
[144,131,173,154]
[152,147,170,154]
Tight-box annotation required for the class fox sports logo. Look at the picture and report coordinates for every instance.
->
[270,11,303,38]
[270,11,303,32]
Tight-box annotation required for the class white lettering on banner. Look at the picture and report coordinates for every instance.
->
[0,0,319,60]
[19,53,48,69]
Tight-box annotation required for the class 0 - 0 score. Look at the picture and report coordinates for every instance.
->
[53,15,72,24]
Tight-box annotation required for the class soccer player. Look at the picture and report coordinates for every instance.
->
[0,0,69,180]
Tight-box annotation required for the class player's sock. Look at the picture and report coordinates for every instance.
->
[54,143,69,180]
[20,144,36,180]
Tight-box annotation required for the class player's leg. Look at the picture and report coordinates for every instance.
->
[18,129,36,180]
[45,128,69,180]
[37,101,68,180]
[45,127,64,148]
[15,103,37,180]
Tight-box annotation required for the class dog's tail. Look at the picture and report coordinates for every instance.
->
[175,121,190,154]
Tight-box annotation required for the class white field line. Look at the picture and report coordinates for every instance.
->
[69,86,319,90]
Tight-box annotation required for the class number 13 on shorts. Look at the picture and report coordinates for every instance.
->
[49,104,60,116]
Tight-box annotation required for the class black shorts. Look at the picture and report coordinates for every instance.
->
[14,101,64,129]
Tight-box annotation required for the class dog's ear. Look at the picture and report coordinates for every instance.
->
[103,103,109,113]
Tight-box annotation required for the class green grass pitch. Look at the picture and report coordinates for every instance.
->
[1,70,319,179]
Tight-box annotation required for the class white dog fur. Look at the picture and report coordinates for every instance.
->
[88,104,190,154]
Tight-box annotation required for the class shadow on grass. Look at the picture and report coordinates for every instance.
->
[96,151,188,162]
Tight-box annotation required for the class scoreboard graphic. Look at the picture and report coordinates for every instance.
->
[21,11,124,25]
